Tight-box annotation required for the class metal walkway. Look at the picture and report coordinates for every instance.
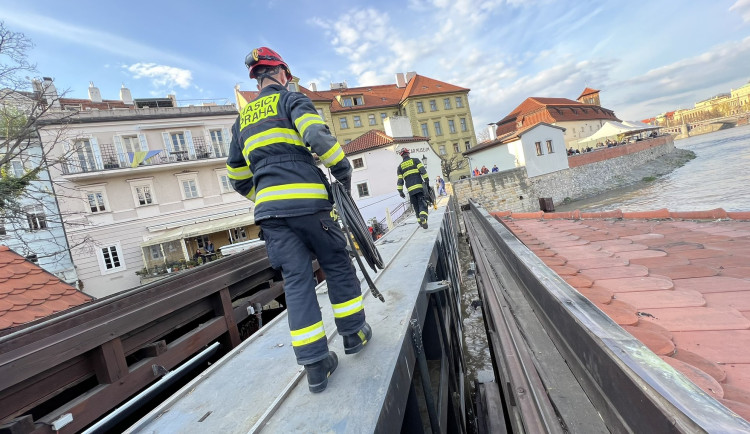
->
[127,199,466,433]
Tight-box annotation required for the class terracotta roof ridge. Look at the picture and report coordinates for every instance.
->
[490,208,750,221]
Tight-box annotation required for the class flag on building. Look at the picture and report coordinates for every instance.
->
[128,150,162,167]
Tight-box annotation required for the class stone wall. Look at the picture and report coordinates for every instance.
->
[452,136,675,212]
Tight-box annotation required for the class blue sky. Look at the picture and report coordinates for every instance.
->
[1,0,749,133]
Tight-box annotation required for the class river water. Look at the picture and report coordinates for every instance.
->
[558,124,750,212]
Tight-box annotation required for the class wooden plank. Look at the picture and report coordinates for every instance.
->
[0,248,270,350]
[0,356,91,421]
[35,318,227,434]
[0,258,273,391]
[121,299,213,355]
[92,338,128,384]
[213,288,241,349]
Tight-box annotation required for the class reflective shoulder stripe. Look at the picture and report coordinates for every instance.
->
[243,127,305,157]
[294,113,325,137]
[417,162,425,170]
[331,295,364,319]
[255,182,329,205]
[319,142,345,168]
[226,163,253,180]
[290,321,326,347]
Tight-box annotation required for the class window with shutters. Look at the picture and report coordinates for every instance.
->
[73,139,98,172]
[209,129,228,157]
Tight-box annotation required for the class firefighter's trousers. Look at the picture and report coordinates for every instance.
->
[410,192,429,223]
[260,210,366,365]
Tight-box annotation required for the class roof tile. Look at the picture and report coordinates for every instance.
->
[628,329,675,355]
[615,289,706,309]
[640,307,750,331]
[649,265,718,280]
[660,356,724,398]
[582,264,649,280]
[0,247,91,330]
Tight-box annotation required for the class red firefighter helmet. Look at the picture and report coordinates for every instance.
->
[245,47,292,80]
[398,148,410,157]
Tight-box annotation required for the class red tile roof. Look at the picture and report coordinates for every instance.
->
[492,209,750,420]
[577,87,600,99]
[0,246,91,330]
[494,97,620,137]
[342,129,428,155]
[239,74,469,114]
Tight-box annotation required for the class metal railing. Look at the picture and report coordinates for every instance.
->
[61,137,230,175]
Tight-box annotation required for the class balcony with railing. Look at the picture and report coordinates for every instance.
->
[61,136,230,176]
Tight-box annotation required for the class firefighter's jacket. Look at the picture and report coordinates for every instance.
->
[397,156,429,196]
[226,84,351,221]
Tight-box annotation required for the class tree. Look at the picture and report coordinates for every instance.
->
[0,21,84,281]
[440,154,466,181]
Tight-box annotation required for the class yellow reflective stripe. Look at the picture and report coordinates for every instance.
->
[420,211,428,216]
[294,113,325,137]
[319,142,345,167]
[407,183,423,191]
[255,183,329,205]
[401,160,414,168]
[245,186,256,201]
[243,127,305,157]
[403,168,420,177]
[398,174,403,179]
[290,321,326,347]
[417,162,425,170]
[331,295,364,318]
[226,164,253,180]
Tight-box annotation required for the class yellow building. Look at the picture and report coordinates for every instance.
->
[236,72,477,180]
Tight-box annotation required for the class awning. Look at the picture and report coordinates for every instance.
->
[141,212,256,247]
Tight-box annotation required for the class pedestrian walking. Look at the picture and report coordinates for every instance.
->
[396,148,430,229]
[226,47,372,393]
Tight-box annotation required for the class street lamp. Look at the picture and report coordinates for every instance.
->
[422,154,427,167]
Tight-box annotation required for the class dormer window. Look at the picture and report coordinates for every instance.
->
[288,83,298,92]
[341,96,364,107]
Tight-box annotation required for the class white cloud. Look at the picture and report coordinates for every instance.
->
[730,0,750,23]
[124,63,193,89]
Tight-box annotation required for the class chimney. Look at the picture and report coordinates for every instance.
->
[395,73,406,88]
[120,84,133,105]
[384,116,413,138]
[487,124,497,141]
[167,94,177,107]
[41,77,60,109]
[310,82,317,92]
[88,81,102,103]
[405,71,416,83]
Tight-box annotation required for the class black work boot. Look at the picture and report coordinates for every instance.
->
[421,218,429,229]
[305,351,338,393]
[343,322,372,355]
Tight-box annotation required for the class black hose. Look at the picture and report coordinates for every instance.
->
[332,182,385,303]
[332,182,384,271]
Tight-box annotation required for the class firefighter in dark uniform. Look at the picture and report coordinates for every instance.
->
[227,47,372,393]
[396,148,430,229]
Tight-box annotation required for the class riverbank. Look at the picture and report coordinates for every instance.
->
[556,147,696,211]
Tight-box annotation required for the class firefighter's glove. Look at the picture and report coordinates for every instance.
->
[340,176,352,193]
[399,191,405,198]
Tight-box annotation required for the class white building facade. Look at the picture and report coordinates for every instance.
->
[39,103,258,298]
[465,123,568,178]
